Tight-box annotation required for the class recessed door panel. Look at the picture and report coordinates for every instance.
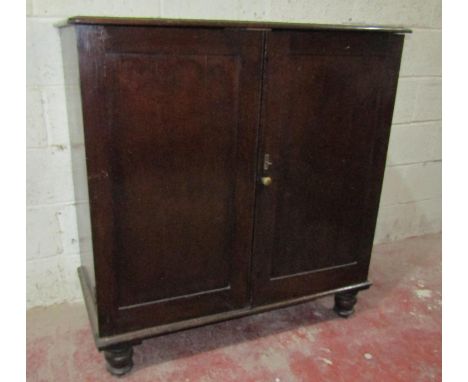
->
[110,53,240,307]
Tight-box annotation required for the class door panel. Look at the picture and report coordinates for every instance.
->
[110,53,240,308]
[80,26,264,334]
[252,31,404,305]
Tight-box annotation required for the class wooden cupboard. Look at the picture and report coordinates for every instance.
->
[59,17,409,375]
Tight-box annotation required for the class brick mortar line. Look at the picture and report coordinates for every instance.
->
[410,27,442,32]
[27,84,67,89]
[399,75,442,79]
[393,118,442,126]
[27,252,82,263]
[386,159,441,168]
[380,196,441,208]
[26,146,71,151]
[392,120,442,127]
[27,200,88,210]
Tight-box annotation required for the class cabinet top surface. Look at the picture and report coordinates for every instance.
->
[61,16,411,33]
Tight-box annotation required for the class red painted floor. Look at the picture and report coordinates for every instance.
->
[27,233,441,381]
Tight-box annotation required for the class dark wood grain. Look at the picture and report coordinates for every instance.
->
[59,16,411,34]
[251,31,404,306]
[75,25,263,336]
[61,21,406,374]
[78,266,370,349]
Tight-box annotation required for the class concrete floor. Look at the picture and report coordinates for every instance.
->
[27,233,441,381]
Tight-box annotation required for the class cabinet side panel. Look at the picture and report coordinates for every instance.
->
[353,34,405,279]
[60,26,96,298]
[74,25,120,335]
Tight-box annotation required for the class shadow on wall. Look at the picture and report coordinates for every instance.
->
[374,150,441,244]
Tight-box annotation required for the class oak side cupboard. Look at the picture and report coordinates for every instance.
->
[59,16,409,375]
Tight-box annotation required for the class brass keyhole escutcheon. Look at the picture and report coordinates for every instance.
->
[261,176,272,186]
[264,153,273,171]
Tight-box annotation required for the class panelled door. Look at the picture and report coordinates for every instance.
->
[80,25,264,335]
[251,30,404,305]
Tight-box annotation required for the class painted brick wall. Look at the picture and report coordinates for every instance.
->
[26,0,442,308]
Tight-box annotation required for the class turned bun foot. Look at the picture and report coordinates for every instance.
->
[333,290,358,318]
[104,344,134,376]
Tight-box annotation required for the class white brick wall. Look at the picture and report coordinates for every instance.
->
[26,0,442,308]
